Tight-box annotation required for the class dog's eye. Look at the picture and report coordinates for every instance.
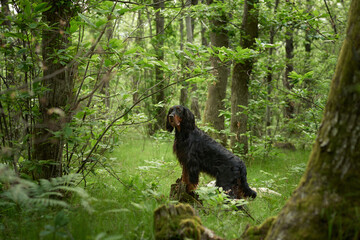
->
[176,107,181,112]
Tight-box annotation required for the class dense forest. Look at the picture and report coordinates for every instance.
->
[1,0,359,239]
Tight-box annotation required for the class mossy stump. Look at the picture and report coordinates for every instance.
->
[169,178,202,207]
[154,203,222,240]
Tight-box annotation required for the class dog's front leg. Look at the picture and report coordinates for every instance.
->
[181,166,198,192]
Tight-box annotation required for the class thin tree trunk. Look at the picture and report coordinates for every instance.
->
[303,0,313,109]
[179,0,200,119]
[204,0,229,146]
[243,1,360,238]
[132,10,144,106]
[150,0,166,133]
[283,24,295,119]
[265,0,279,139]
[179,18,188,106]
[100,20,114,108]
[230,0,258,154]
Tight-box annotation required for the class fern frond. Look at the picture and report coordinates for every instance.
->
[55,186,89,198]
[0,165,92,213]
[27,198,69,208]
[37,191,64,198]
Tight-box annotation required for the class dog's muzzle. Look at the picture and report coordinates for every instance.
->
[168,114,181,127]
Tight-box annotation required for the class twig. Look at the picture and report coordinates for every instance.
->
[75,71,206,183]
[323,0,337,35]
[275,86,324,110]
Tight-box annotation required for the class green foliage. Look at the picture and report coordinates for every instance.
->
[0,164,92,211]
[1,135,310,239]
[0,0,352,238]
[197,186,248,211]
[0,164,95,239]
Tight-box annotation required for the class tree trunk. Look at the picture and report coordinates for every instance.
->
[150,0,166,133]
[132,10,144,106]
[33,0,75,179]
[204,0,229,146]
[265,0,279,139]
[243,1,360,238]
[179,18,188,107]
[100,20,114,109]
[303,0,313,109]
[179,0,201,119]
[283,24,295,119]
[230,0,258,155]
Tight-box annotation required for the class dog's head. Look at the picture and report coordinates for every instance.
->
[166,105,195,132]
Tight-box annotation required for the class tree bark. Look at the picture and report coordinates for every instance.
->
[204,0,229,146]
[265,0,279,139]
[243,1,360,238]
[283,23,295,119]
[179,0,201,119]
[230,0,258,154]
[33,0,76,179]
[150,0,166,133]
[303,0,313,109]
[132,10,144,106]
[179,18,188,107]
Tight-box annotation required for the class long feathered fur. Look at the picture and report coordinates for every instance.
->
[167,105,256,199]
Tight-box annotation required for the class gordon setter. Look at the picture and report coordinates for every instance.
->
[166,105,257,199]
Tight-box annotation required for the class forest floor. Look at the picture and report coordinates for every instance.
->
[2,134,310,239]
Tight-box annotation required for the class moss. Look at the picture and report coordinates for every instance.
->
[154,203,205,240]
[241,216,276,240]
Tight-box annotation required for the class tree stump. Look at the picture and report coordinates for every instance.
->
[154,203,223,240]
[169,178,202,207]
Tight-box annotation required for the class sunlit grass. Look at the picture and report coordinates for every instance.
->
[70,136,309,239]
[1,134,310,239]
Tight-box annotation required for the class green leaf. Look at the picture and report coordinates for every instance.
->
[34,2,51,13]
[118,8,130,16]
[69,20,79,34]
[186,77,206,83]
[4,32,26,39]
[104,59,113,67]
[29,23,38,29]
[24,2,31,17]
[124,47,138,55]
[96,19,108,28]
[17,48,27,55]
[109,39,124,49]
[63,126,73,138]
[78,13,96,28]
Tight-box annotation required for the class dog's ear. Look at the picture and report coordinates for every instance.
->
[183,107,195,130]
[166,110,174,132]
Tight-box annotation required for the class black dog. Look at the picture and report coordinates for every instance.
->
[166,105,256,199]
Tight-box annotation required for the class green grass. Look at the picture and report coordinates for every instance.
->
[1,136,310,239]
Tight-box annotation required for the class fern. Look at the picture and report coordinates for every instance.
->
[0,164,93,213]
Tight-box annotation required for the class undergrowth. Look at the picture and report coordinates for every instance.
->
[0,134,309,239]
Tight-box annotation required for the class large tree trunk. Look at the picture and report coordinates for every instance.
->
[230,0,258,155]
[243,1,360,238]
[33,0,75,179]
[204,0,229,146]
